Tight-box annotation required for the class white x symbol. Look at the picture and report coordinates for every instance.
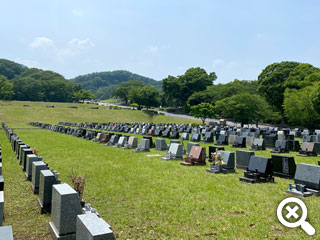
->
[286,205,299,219]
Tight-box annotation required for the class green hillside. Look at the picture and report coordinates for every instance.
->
[70,70,162,100]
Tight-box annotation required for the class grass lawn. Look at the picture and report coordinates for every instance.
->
[0,101,319,239]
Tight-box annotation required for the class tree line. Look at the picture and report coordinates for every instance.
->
[0,59,94,102]
[113,62,320,129]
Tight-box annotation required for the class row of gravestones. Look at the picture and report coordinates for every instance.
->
[0,143,14,240]
[46,121,320,156]
[31,121,320,159]
[2,123,116,240]
[29,121,320,198]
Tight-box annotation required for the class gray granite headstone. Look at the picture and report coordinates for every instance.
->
[0,163,2,176]
[18,144,28,163]
[21,148,33,171]
[76,213,115,240]
[0,225,13,240]
[294,163,320,190]
[26,154,43,180]
[32,161,48,194]
[38,170,59,213]
[245,136,255,148]
[229,135,236,146]
[236,150,255,169]
[49,183,82,240]
[127,136,138,148]
[220,151,235,169]
[0,191,3,226]
[155,138,168,151]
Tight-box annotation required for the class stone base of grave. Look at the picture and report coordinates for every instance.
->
[180,161,206,166]
[31,184,39,194]
[286,185,320,197]
[206,166,235,174]
[132,148,150,153]
[239,172,274,184]
[271,149,288,154]
[49,222,76,240]
[297,152,317,157]
[37,198,51,214]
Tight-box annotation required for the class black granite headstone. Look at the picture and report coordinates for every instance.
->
[271,155,296,178]
[236,150,255,169]
[248,156,273,175]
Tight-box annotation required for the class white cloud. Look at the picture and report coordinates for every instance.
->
[68,38,95,49]
[29,37,56,49]
[15,58,40,68]
[72,8,84,17]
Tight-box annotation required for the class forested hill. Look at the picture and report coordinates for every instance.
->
[70,70,161,99]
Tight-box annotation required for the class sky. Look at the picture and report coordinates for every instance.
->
[1,0,320,83]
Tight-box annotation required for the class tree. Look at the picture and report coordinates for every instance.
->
[190,103,216,124]
[128,85,160,109]
[112,80,144,105]
[257,61,299,115]
[0,75,14,100]
[73,90,95,102]
[0,59,27,80]
[215,93,280,127]
[162,67,216,109]
[284,63,320,89]
[284,86,319,129]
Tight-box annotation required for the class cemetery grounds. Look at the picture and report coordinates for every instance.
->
[0,101,319,240]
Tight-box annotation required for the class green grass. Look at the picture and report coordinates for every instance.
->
[0,101,319,239]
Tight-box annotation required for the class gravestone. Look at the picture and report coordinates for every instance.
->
[271,155,296,179]
[133,139,150,152]
[263,134,277,148]
[0,176,3,191]
[17,144,28,162]
[297,142,317,156]
[216,135,228,145]
[206,151,235,174]
[113,136,126,148]
[26,154,43,181]
[0,163,1,176]
[49,183,82,240]
[76,213,115,240]
[0,191,3,226]
[245,136,255,148]
[232,136,246,148]
[208,146,225,161]
[191,133,201,142]
[287,163,320,197]
[155,139,168,151]
[229,135,236,146]
[203,132,214,143]
[143,136,154,148]
[38,170,60,214]
[123,136,138,149]
[236,150,255,169]
[271,140,289,153]
[250,138,266,151]
[287,140,300,152]
[181,146,206,166]
[239,156,274,184]
[0,226,13,240]
[32,161,48,194]
[180,132,189,141]
[186,142,200,155]
[105,135,119,146]
[21,148,33,171]
[162,143,183,160]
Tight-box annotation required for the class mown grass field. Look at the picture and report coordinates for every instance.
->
[0,101,319,239]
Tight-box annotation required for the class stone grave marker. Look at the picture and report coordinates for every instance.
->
[162,143,183,160]
[186,142,199,155]
[232,136,246,148]
[206,151,235,174]
[250,138,266,151]
[143,136,154,148]
[0,163,1,176]
[17,144,29,162]
[216,135,228,145]
[21,148,33,170]
[208,146,225,161]
[123,136,138,149]
[271,155,296,179]
[229,134,236,146]
[38,170,60,214]
[271,140,289,153]
[181,146,206,166]
[191,133,201,142]
[76,213,115,240]
[180,132,189,141]
[203,132,214,143]
[49,183,82,240]
[133,139,150,152]
[105,135,119,146]
[155,138,168,151]
[287,163,320,197]
[32,161,48,194]
[0,176,3,191]
[0,191,3,226]
[0,226,13,240]
[297,142,317,156]
[263,134,277,148]
[236,150,255,170]
[245,136,255,148]
[26,154,43,181]
[239,156,274,184]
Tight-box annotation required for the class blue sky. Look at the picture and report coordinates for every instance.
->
[1,0,320,83]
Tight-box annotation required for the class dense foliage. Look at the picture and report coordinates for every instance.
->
[70,70,161,100]
[190,103,216,124]
[0,59,89,102]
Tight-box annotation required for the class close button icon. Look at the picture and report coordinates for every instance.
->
[277,197,315,236]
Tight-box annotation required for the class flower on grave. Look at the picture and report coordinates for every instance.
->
[33,148,39,155]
